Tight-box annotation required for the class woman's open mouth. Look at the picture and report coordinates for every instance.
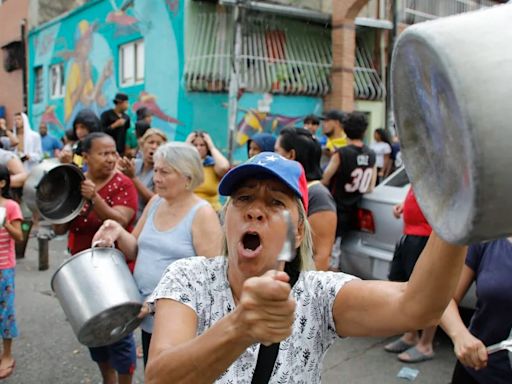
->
[238,231,263,258]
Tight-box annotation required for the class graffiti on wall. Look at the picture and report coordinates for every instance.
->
[132,92,183,126]
[60,20,114,124]
[235,93,303,146]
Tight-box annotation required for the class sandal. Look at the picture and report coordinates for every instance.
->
[398,346,435,363]
[384,338,416,353]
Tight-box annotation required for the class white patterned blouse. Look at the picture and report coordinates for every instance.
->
[149,256,357,384]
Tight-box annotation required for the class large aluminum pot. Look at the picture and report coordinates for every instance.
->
[23,160,86,224]
[391,4,512,244]
[51,246,143,347]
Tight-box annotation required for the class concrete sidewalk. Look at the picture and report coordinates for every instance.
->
[6,236,455,383]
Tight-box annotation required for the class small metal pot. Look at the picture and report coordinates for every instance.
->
[51,246,143,347]
[23,160,86,224]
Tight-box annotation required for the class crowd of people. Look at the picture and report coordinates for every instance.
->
[0,95,508,384]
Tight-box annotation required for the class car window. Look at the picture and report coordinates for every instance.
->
[383,167,409,187]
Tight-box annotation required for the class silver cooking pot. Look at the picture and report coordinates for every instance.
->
[23,160,86,224]
[51,245,143,347]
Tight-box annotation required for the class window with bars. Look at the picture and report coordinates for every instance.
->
[34,66,44,104]
[119,39,144,87]
[185,6,385,100]
[185,10,332,96]
[50,63,65,99]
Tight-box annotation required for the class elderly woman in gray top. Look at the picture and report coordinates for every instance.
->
[93,142,223,366]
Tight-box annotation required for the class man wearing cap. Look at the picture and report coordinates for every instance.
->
[101,93,131,155]
[144,151,468,384]
[322,110,348,153]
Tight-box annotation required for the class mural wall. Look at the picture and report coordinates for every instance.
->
[28,0,323,162]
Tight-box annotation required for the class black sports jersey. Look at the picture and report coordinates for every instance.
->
[329,144,376,234]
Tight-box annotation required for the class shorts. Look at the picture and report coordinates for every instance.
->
[388,235,429,282]
[0,268,17,339]
[88,333,136,375]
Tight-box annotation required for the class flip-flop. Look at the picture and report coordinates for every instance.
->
[398,346,434,363]
[384,338,416,353]
[0,359,15,379]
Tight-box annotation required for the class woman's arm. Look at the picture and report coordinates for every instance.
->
[146,271,295,384]
[321,152,340,186]
[308,211,337,271]
[81,180,135,227]
[382,153,392,177]
[4,219,22,242]
[6,157,28,188]
[53,222,71,235]
[191,204,223,257]
[92,219,138,260]
[333,232,467,337]
[203,133,230,178]
[92,196,157,260]
[440,266,488,369]
[118,157,155,204]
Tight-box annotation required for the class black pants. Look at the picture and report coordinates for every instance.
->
[142,329,152,368]
[451,361,480,384]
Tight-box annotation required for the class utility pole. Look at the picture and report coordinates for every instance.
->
[386,0,398,134]
[227,1,244,164]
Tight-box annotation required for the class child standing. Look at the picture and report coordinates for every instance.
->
[0,164,22,379]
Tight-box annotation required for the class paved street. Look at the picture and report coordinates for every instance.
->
[5,235,456,383]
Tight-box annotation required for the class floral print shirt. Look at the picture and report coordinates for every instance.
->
[149,256,357,383]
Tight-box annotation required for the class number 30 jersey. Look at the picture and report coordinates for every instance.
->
[329,144,376,209]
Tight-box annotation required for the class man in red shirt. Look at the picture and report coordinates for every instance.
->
[384,187,436,363]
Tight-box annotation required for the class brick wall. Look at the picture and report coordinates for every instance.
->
[0,0,29,126]
[324,0,369,112]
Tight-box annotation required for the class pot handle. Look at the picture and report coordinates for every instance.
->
[90,240,118,268]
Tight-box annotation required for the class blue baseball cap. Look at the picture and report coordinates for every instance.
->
[218,152,308,211]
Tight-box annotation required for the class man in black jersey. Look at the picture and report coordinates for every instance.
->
[321,112,376,269]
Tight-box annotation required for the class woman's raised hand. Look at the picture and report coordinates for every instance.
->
[185,132,197,144]
[118,156,136,179]
[235,270,296,346]
[92,219,123,248]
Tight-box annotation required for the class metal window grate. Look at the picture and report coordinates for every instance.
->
[184,8,385,100]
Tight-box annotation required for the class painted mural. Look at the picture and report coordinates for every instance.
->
[28,0,322,162]
[62,20,113,124]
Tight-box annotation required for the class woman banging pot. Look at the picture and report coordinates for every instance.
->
[54,132,138,384]
[93,142,223,367]
[143,152,468,384]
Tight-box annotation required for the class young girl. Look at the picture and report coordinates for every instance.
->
[0,164,23,379]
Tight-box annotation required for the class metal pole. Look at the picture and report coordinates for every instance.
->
[20,18,28,113]
[385,0,398,134]
[37,221,53,271]
[227,3,243,164]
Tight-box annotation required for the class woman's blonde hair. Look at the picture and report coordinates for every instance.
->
[140,128,167,143]
[221,197,314,272]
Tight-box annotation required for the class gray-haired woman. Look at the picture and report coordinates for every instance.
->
[93,142,223,367]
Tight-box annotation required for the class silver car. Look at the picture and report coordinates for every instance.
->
[339,167,476,308]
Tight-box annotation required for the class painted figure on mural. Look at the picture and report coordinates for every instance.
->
[132,92,183,126]
[64,20,113,126]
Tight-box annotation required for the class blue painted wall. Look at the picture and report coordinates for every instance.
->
[28,0,322,162]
